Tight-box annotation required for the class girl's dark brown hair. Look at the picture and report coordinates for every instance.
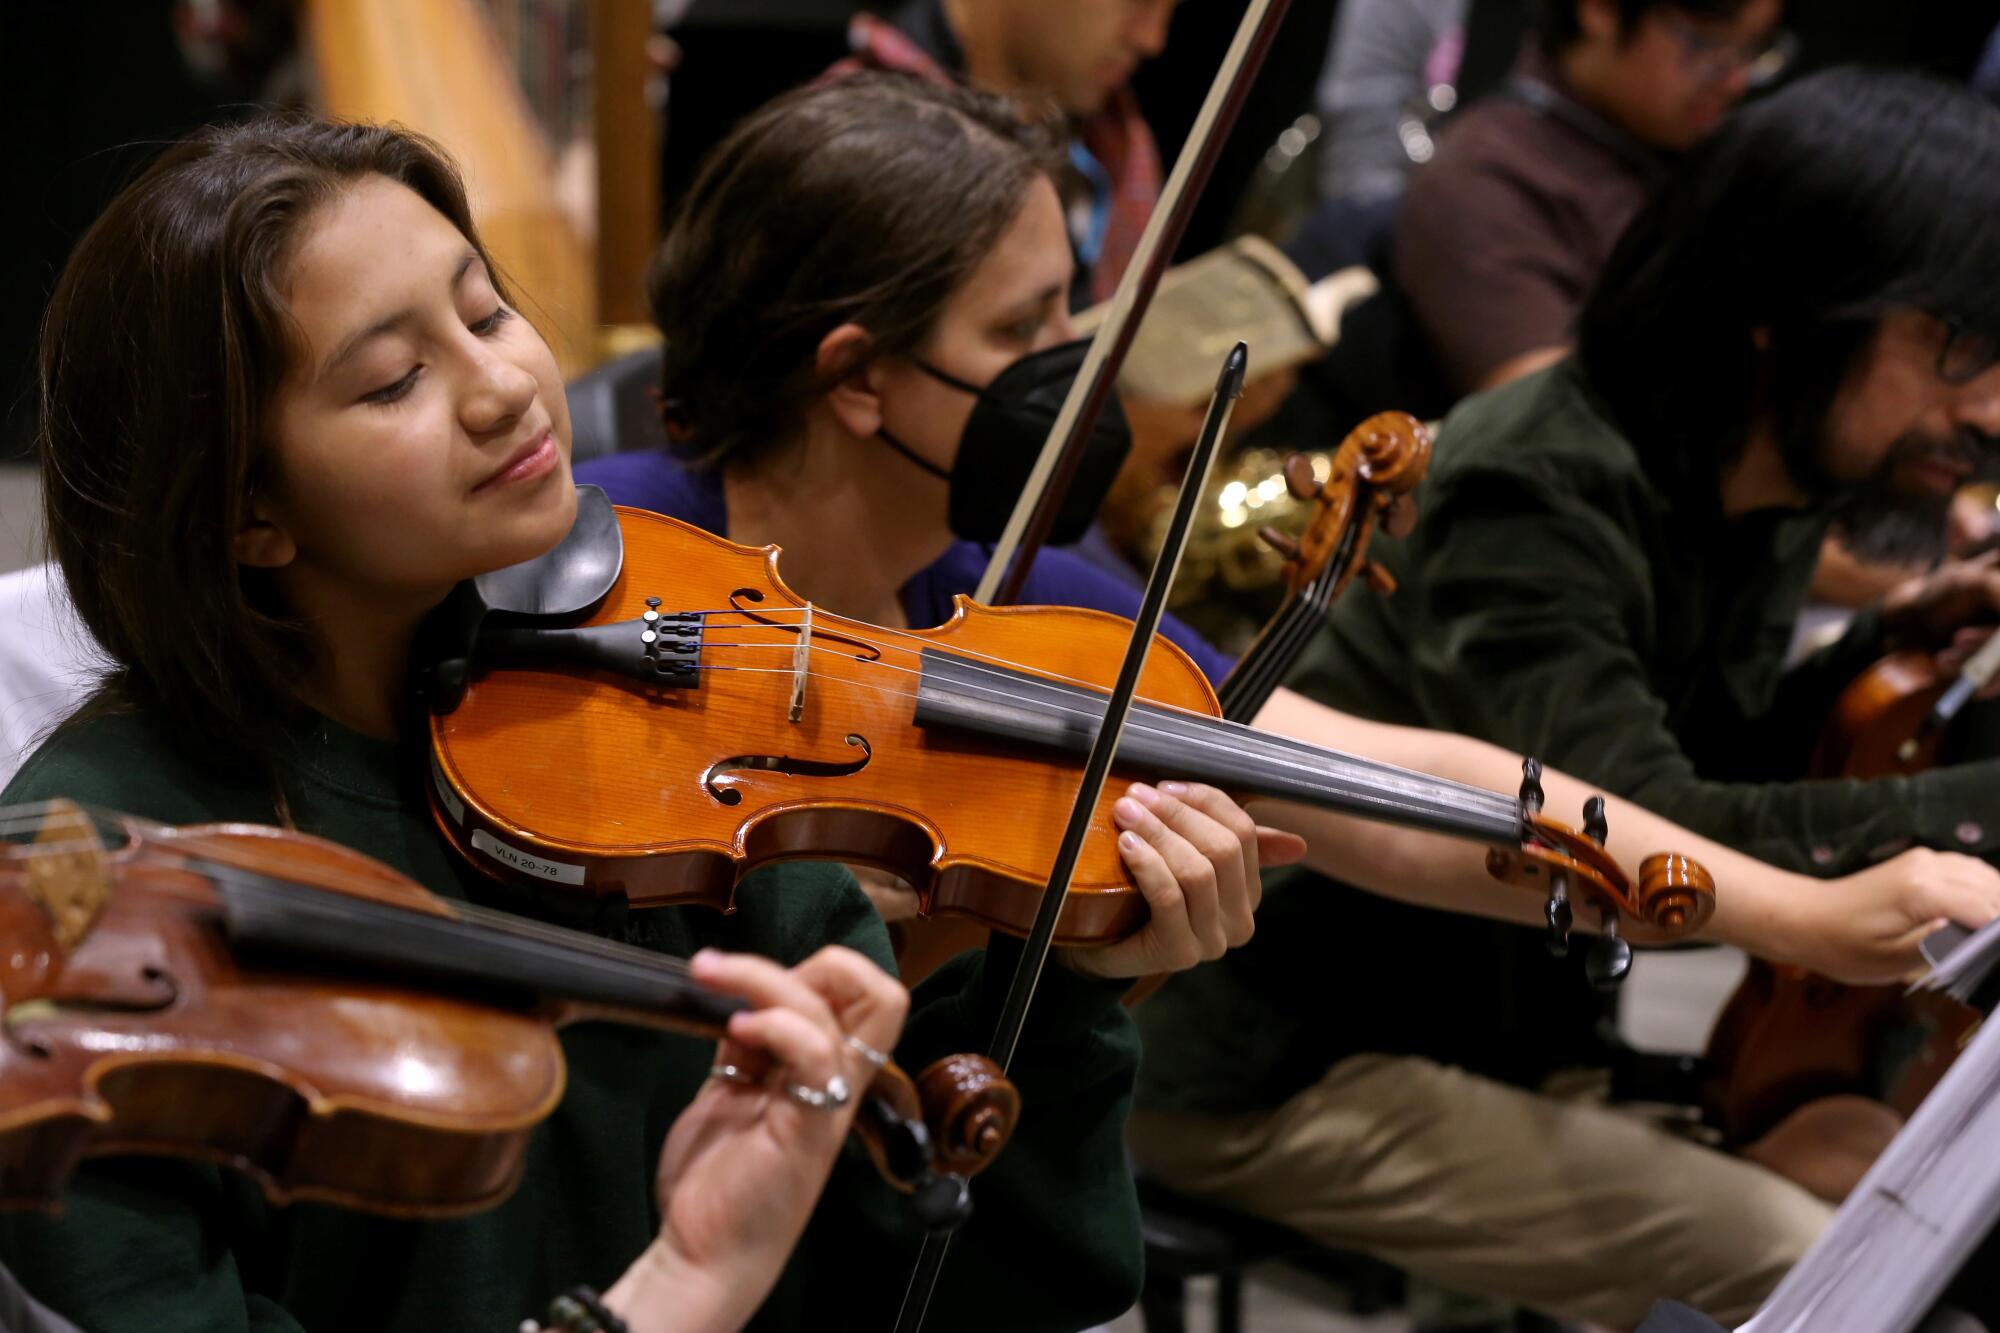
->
[651,72,1067,468]
[37,115,504,779]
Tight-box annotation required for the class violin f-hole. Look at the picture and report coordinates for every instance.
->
[4,965,181,1058]
[703,734,874,805]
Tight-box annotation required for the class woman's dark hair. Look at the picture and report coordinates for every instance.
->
[37,115,504,780]
[1533,0,1758,52]
[1576,66,2000,494]
[650,72,1067,469]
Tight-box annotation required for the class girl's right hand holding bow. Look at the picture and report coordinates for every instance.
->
[603,946,910,1333]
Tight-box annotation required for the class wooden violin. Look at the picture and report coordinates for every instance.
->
[0,801,1015,1227]
[888,410,1431,983]
[1703,642,1995,1146]
[1218,410,1430,724]
[425,506,1714,976]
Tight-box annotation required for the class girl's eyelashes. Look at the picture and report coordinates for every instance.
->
[357,308,513,405]
[362,366,420,405]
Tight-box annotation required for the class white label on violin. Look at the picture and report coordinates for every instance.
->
[471,830,585,885]
[429,755,465,826]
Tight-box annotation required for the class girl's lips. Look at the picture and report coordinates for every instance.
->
[474,432,557,494]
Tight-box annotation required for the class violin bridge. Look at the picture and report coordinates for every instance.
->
[24,799,109,952]
[790,602,813,723]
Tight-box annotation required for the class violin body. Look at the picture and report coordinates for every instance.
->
[430,508,1219,945]
[4,821,562,1218]
[1704,651,1974,1145]
[1805,650,1946,777]
[3,808,1017,1221]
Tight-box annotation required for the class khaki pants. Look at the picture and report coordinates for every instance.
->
[1128,1054,1831,1328]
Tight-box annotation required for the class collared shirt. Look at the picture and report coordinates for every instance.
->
[1392,47,1663,394]
[833,1,1162,305]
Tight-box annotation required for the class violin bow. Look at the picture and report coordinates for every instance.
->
[893,346,1247,1331]
[973,0,1297,608]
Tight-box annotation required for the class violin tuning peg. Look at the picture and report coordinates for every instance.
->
[1586,931,1634,991]
[1583,796,1608,846]
[1360,561,1397,596]
[1382,494,1418,539]
[1544,880,1573,957]
[1258,525,1302,562]
[1283,453,1323,501]
[1519,758,1545,817]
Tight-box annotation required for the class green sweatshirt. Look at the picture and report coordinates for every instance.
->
[1135,359,2000,1117]
[2,706,1142,1331]
[1300,359,2000,875]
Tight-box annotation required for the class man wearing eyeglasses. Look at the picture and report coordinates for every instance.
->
[1393,0,1790,399]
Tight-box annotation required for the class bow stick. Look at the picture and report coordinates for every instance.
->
[894,346,1248,1332]
[974,0,1297,607]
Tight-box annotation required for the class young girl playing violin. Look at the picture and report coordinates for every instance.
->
[576,73,2000,1320]
[0,116,1278,1332]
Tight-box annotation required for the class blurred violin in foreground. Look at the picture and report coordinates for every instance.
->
[0,801,1014,1229]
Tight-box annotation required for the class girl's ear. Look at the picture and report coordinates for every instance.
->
[817,323,883,438]
[234,493,298,569]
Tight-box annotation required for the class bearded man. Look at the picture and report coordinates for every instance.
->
[1131,66,2000,1326]
[1291,65,2000,870]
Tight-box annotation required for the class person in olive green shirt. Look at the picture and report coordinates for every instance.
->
[4,112,1282,1333]
[1133,67,2000,1326]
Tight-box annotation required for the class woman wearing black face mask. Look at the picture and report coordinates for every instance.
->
[583,74,1198,675]
[577,74,1281,967]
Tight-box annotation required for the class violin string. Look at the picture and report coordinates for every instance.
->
[662,607,1183,701]
[2,639,1521,838]
[141,844,721,997]
[1225,533,1346,718]
[151,829,711,981]
[677,642,1521,822]
[0,805,713,986]
[207,864,715,997]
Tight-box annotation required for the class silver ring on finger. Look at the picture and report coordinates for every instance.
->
[786,1074,853,1112]
[845,1034,890,1068]
[710,1063,759,1086]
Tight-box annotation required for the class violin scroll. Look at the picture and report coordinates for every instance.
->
[1635,853,1718,933]
[1483,761,1716,988]
[1279,412,1431,601]
[916,1052,1020,1176]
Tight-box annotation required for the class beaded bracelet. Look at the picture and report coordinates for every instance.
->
[518,1285,630,1333]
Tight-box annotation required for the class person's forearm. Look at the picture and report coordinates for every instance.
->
[1250,688,1810,961]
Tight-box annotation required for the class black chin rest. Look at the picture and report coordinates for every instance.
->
[473,484,621,617]
[417,484,624,711]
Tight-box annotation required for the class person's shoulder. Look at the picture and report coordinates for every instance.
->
[573,450,711,523]
[1434,362,1643,488]
[1417,91,1603,203]
[1013,547,1145,618]
[2,703,253,826]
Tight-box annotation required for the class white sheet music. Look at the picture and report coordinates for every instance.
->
[1738,927,2000,1332]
